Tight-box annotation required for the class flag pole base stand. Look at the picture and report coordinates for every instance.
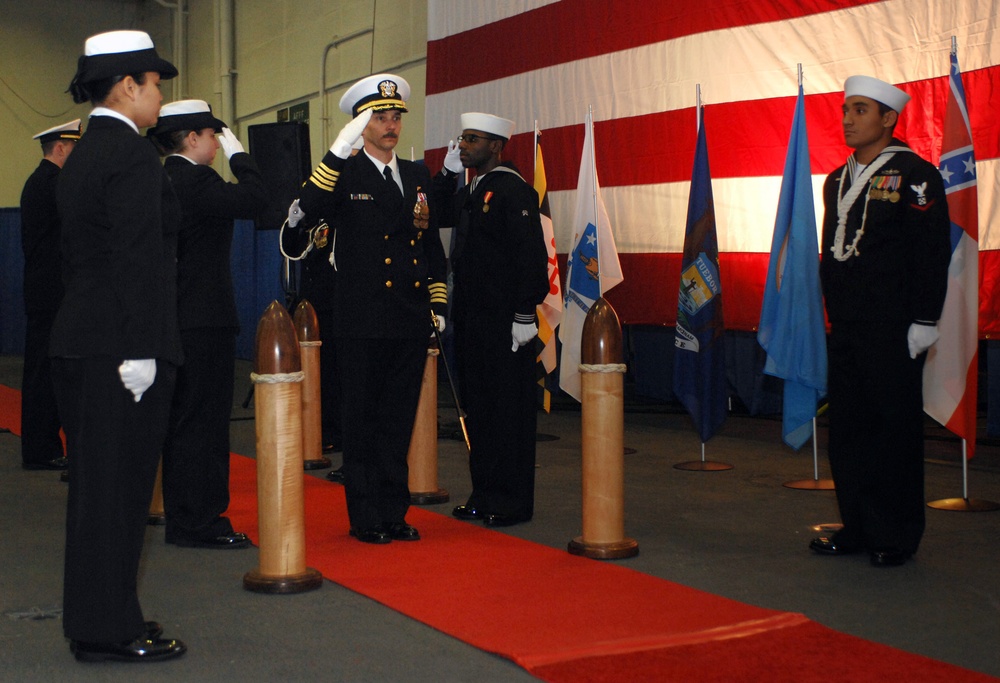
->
[568,537,639,560]
[410,488,450,505]
[810,522,843,533]
[536,433,559,442]
[783,478,835,490]
[243,567,324,594]
[303,456,332,471]
[927,497,1000,512]
[674,460,732,471]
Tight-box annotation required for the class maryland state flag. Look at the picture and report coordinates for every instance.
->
[673,107,727,443]
[923,46,979,458]
[534,131,561,411]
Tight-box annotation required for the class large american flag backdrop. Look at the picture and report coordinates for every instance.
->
[424,0,1000,335]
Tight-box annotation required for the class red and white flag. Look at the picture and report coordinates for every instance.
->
[425,0,1000,335]
[924,46,980,458]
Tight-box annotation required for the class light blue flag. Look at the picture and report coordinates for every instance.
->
[757,84,827,450]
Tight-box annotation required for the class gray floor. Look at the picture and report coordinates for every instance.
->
[1,354,998,682]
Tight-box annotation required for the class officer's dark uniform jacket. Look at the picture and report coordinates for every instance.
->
[20,159,65,316]
[295,149,448,336]
[820,139,951,323]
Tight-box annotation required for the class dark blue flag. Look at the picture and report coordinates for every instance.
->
[673,112,727,443]
[757,84,827,450]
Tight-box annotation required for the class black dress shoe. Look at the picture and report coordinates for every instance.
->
[167,531,251,549]
[326,466,345,483]
[23,456,69,471]
[808,536,861,556]
[452,504,483,520]
[870,548,911,567]
[386,523,420,541]
[483,512,531,527]
[71,635,186,662]
[349,526,391,544]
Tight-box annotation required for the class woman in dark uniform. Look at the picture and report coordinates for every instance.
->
[148,100,268,550]
[50,30,185,662]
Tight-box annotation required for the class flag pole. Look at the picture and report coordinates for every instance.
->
[588,106,602,291]
[924,36,999,512]
[674,82,732,472]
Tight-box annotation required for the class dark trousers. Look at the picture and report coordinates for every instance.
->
[456,315,538,518]
[338,337,425,529]
[20,313,64,465]
[162,329,237,540]
[827,320,926,554]
[52,356,176,643]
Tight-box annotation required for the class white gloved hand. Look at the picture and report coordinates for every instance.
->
[907,323,940,359]
[217,127,244,159]
[443,139,463,174]
[287,198,305,228]
[331,109,373,159]
[118,359,157,402]
[511,321,538,351]
[431,314,446,337]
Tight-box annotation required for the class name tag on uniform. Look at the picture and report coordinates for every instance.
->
[350,194,374,201]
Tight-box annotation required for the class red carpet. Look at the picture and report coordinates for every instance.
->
[1,384,995,681]
[225,455,998,682]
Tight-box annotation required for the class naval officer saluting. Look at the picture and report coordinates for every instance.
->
[288,74,448,544]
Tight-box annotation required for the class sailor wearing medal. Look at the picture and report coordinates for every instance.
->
[431,112,548,527]
[286,73,447,545]
[811,75,951,568]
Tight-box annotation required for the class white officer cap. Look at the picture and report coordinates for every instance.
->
[339,74,410,116]
[33,119,82,144]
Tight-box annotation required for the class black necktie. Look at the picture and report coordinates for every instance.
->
[384,166,399,194]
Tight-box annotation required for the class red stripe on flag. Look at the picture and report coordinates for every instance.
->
[427,0,882,95]
[426,66,1000,191]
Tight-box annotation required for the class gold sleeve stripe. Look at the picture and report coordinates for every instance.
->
[308,164,340,192]
[428,282,448,304]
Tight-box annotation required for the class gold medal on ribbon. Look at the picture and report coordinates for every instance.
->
[412,187,429,230]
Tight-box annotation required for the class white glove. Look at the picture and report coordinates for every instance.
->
[907,323,940,359]
[512,322,538,351]
[287,198,304,228]
[331,109,373,159]
[443,139,463,174]
[431,314,446,337]
[217,127,244,159]
[118,359,157,402]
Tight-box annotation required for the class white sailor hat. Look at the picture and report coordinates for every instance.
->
[68,30,177,101]
[148,99,226,136]
[460,112,516,141]
[33,119,82,144]
[844,75,910,113]
[339,74,410,117]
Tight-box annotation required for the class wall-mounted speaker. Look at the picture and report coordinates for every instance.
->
[247,121,311,230]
